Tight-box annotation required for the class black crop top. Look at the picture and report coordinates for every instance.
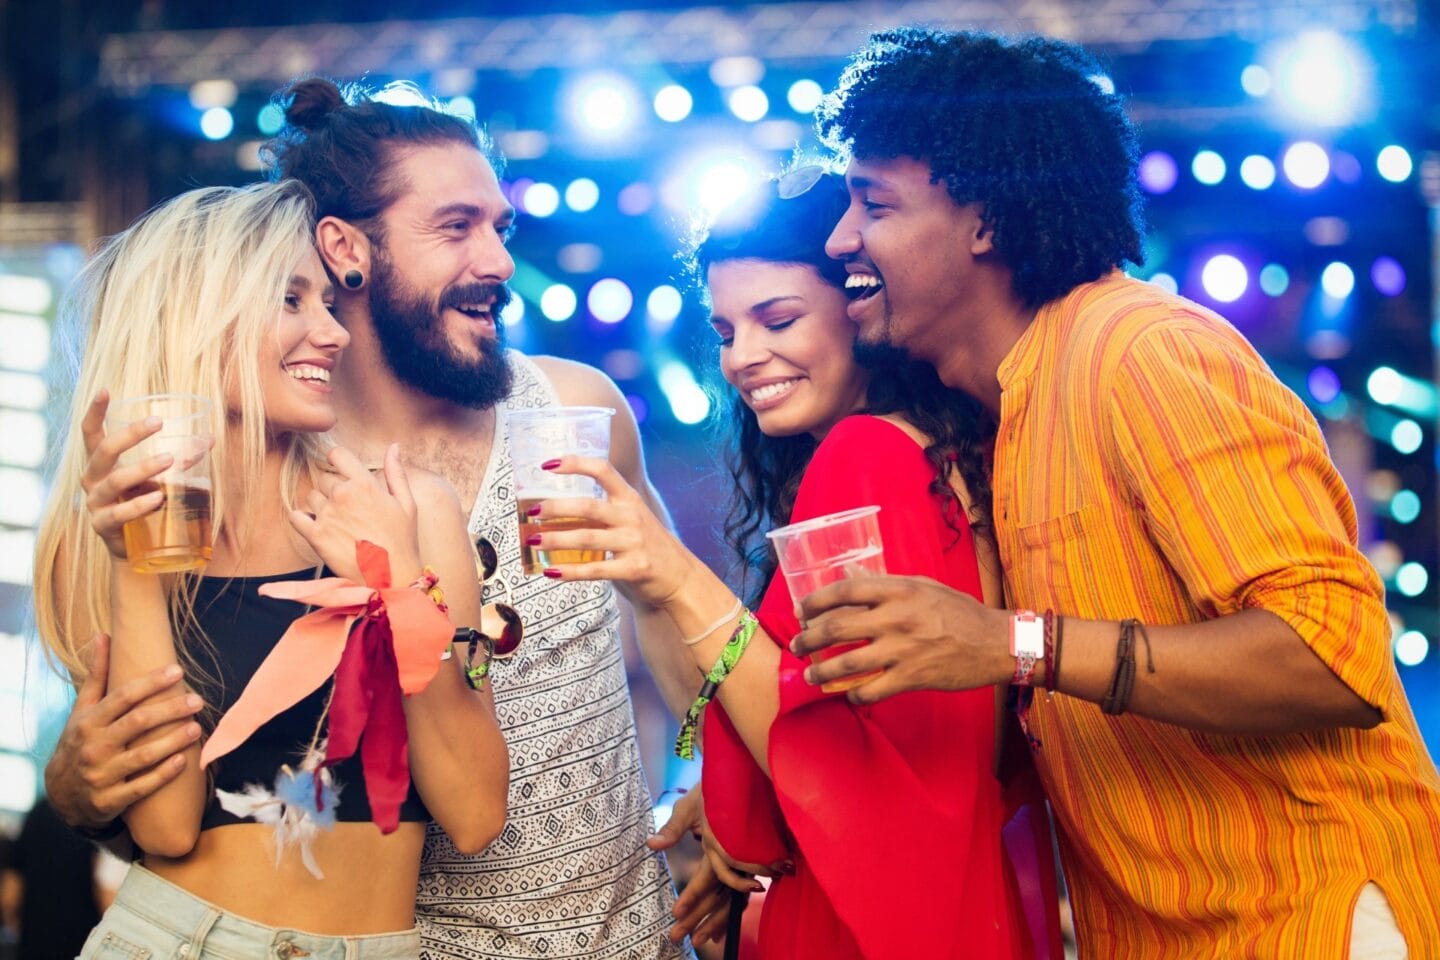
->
[185,569,430,829]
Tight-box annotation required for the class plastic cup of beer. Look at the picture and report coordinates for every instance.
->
[507,405,615,575]
[104,394,214,574]
[767,505,886,693]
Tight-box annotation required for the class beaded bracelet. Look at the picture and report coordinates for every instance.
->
[674,609,758,761]
[409,566,447,612]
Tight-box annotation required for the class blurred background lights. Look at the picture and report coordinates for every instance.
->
[616,182,654,216]
[1259,264,1290,296]
[1390,419,1423,455]
[1268,30,1369,127]
[658,361,711,425]
[372,84,431,108]
[539,284,577,322]
[653,84,693,123]
[689,155,760,219]
[1364,366,1436,416]
[1367,367,1403,405]
[1148,272,1178,294]
[1283,142,1330,189]
[568,73,640,137]
[188,79,237,109]
[1320,262,1355,299]
[257,103,285,135]
[709,56,764,88]
[1089,73,1115,95]
[1138,151,1178,194]
[1191,150,1226,185]
[199,106,234,140]
[727,85,769,123]
[1395,562,1428,597]
[1307,365,1341,404]
[1390,490,1422,524]
[446,96,477,121]
[1239,155,1276,190]
[1394,630,1429,667]
[564,178,600,213]
[1201,254,1248,302]
[1370,257,1406,296]
[786,79,823,114]
[588,278,634,324]
[500,296,525,327]
[522,181,561,218]
[1240,64,1272,97]
[645,284,683,329]
[1376,145,1413,183]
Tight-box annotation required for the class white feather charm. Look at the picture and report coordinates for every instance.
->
[215,751,341,880]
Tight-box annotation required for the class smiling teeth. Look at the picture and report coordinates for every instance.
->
[287,364,330,383]
[845,274,881,290]
[750,380,798,403]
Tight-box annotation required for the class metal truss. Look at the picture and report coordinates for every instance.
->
[98,0,1417,94]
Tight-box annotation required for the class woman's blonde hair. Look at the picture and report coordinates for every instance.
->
[34,179,330,684]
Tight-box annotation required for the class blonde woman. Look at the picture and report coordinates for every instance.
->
[34,180,508,959]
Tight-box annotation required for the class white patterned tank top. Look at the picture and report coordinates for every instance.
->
[416,351,691,960]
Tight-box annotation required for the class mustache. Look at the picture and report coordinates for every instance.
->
[439,282,513,316]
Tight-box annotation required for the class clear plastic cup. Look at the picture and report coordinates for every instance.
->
[104,393,214,574]
[767,505,886,693]
[507,406,614,575]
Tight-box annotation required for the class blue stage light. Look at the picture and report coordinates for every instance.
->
[1268,30,1369,127]
[540,285,577,322]
[659,361,711,425]
[200,107,234,140]
[728,85,769,122]
[654,85,693,123]
[1282,142,1329,189]
[787,79,823,114]
[588,278,634,324]
[257,103,285,135]
[1201,255,1247,303]
[1239,155,1276,190]
[567,73,640,138]
[1377,145,1413,183]
[565,178,600,213]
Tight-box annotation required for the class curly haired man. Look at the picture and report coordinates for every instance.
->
[793,28,1440,959]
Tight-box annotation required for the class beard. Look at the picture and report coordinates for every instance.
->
[368,249,515,409]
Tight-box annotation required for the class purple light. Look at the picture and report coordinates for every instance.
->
[1371,257,1407,297]
[1332,151,1362,184]
[1139,151,1178,194]
[625,393,649,424]
[1307,366,1342,404]
[509,178,535,213]
[617,182,654,216]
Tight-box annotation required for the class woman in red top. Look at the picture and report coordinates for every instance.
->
[533,168,1055,958]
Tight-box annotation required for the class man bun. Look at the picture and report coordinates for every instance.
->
[281,77,346,132]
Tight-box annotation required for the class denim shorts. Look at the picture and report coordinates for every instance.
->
[78,864,420,960]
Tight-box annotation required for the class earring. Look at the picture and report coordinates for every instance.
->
[343,269,364,290]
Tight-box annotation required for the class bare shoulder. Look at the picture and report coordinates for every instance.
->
[530,355,625,407]
[406,466,464,519]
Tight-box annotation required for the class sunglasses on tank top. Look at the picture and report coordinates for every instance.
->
[453,536,523,690]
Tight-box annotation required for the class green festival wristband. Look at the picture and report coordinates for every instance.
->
[674,608,758,761]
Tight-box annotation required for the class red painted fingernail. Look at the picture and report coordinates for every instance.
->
[749,881,765,892]
[543,568,563,579]
[527,504,542,517]
[525,534,542,546]
[541,458,562,470]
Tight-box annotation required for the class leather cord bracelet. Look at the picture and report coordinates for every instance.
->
[1101,618,1155,715]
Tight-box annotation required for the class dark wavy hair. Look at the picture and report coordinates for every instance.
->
[262,77,500,239]
[817,27,1145,307]
[682,168,995,601]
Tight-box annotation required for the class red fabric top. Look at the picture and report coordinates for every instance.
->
[703,416,1032,959]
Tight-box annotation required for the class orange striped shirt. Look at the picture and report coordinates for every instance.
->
[993,272,1440,958]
